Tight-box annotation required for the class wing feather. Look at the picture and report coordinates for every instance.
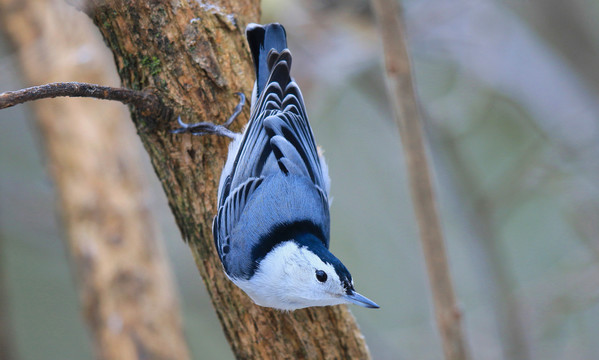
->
[214,42,331,278]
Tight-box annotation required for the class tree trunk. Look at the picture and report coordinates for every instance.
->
[83,0,372,358]
[0,1,190,359]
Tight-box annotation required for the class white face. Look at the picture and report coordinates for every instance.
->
[232,241,352,310]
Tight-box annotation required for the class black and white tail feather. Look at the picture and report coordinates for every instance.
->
[208,23,378,310]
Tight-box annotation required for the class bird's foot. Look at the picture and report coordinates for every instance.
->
[171,92,245,139]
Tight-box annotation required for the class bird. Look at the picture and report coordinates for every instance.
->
[176,23,379,311]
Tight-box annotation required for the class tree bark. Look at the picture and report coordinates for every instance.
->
[0,1,190,359]
[370,0,470,359]
[81,1,372,359]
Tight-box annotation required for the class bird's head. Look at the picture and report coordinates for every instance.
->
[235,235,379,311]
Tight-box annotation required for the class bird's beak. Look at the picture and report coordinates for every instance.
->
[344,290,380,309]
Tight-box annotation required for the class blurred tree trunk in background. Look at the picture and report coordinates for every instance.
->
[0,232,15,360]
[370,0,470,359]
[512,0,599,95]
[0,1,191,359]
[434,132,531,360]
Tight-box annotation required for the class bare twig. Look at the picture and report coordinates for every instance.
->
[369,0,470,359]
[0,82,163,117]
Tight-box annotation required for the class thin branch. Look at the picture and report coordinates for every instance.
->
[0,82,163,117]
[369,0,470,359]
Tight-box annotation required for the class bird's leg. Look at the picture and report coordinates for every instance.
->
[171,92,245,139]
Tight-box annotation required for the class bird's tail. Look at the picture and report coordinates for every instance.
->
[246,23,287,99]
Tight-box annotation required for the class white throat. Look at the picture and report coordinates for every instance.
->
[231,241,348,310]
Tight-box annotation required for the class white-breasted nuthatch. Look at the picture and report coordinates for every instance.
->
[175,23,378,311]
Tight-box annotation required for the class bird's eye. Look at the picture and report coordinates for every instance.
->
[315,270,327,283]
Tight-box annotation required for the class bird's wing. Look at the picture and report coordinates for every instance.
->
[214,46,331,278]
[213,176,264,268]
[226,50,329,198]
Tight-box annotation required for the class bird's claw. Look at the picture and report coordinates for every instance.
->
[171,117,236,138]
[171,92,245,139]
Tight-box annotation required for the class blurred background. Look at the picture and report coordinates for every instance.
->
[1,0,599,359]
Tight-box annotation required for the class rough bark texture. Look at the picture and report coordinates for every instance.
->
[82,1,372,359]
[0,1,190,359]
[370,0,470,359]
